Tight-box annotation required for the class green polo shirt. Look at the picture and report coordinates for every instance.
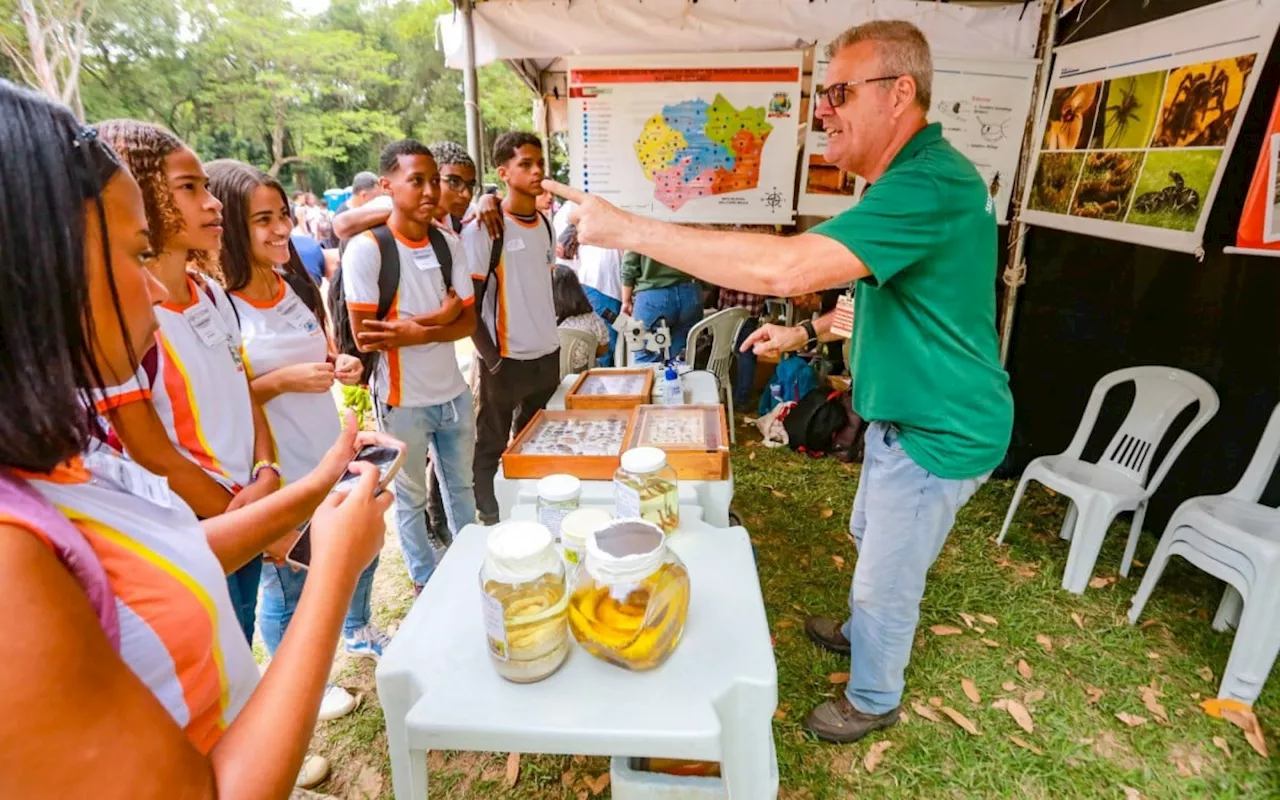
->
[812,123,1013,479]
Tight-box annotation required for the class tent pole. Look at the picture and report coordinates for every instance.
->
[460,0,484,174]
[999,0,1058,367]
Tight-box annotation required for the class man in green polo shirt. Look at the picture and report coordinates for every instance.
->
[544,19,1012,745]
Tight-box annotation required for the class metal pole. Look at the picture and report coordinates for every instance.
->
[460,0,484,175]
[998,0,1059,367]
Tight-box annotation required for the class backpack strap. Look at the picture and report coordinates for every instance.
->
[0,468,120,651]
[426,224,454,292]
[370,224,401,320]
[196,272,241,330]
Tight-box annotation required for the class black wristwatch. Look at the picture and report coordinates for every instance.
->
[801,319,818,346]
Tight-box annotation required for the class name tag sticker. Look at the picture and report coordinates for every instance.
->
[411,248,439,272]
[505,237,526,253]
[278,293,320,334]
[88,452,174,510]
[185,305,224,347]
[830,293,854,340]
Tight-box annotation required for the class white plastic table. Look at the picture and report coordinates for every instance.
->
[377,508,778,800]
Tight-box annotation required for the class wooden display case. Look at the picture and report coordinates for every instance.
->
[564,368,655,410]
[501,409,637,480]
[624,404,730,481]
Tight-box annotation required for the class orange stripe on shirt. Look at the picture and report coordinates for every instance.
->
[386,290,402,407]
[347,302,378,313]
[159,335,228,480]
[68,513,231,753]
[495,255,509,358]
[94,388,152,413]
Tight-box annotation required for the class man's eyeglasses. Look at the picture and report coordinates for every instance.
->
[822,76,901,109]
[442,175,477,193]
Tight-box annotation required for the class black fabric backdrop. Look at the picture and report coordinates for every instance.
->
[1001,0,1280,533]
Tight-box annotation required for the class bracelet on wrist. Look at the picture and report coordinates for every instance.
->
[251,461,281,482]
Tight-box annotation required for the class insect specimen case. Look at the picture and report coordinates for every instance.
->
[624,405,729,481]
[564,368,655,410]
[502,409,637,480]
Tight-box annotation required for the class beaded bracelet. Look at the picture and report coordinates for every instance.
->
[251,461,281,482]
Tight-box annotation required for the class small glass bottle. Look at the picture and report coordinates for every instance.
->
[614,447,679,534]
[536,474,581,541]
[559,507,613,570]
[568,518,691,671]
[478,521,571,683]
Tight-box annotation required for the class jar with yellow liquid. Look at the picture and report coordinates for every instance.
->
[567,518,690,671]
[614,447,679,534]
[478,521,571,683]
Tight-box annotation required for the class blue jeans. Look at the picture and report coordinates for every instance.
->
[259,555,379,655]
[225,558,262,645]
[382,390,477,585]
[632,282,702,363]
[583,285,621,367]
[840,422,989,715]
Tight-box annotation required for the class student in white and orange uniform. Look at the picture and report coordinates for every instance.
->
[0,84,392,797]
[94,120,279,644]
[463,132,561,524]
[343,139,477,594]
[205,159,388,724]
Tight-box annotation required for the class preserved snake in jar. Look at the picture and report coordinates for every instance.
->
[479,521,570,682]
[614,447,679,534]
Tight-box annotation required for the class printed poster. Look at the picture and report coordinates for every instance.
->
[567,52,802,224]
[1020,0,1279,253]
[798,45,1037,223]
[1235,87,1280,251]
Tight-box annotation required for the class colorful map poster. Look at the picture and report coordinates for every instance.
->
[568,52,802,224]
[798,46,1036,222]
[1019,0,1278,254]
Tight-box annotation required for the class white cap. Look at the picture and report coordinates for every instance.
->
[621,447,667,474]
[537,474,582,503]
[484,521,560,584]
[560,507,613,549]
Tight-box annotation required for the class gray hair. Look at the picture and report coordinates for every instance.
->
[429,141,475,170]
[351,171,379,193]
[826,20,933,110]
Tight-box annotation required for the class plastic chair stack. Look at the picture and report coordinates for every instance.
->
[686,307,749,443]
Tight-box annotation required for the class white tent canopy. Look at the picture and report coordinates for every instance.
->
[439,0,1044,70]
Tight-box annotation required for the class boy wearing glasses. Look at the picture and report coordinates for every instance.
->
[430,141,479,234]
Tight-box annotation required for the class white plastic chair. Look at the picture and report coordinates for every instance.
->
[557,327,599,379]
[686,307,749,443]
[997,367,1219,594]
[1128,403,1280,705]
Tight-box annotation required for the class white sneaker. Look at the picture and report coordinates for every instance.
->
[317,684,356,721]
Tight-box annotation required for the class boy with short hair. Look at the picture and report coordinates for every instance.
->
[343,139,478,592]
[464,132,561,524]
[429,141,478,234]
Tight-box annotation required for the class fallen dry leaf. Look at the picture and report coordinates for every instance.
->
[959,612,976,629]
[1123,788,1143,800]
[1139,618,1161,629]
[962,678,981,704]
[505,752,521,788]
[1024,689,1046,704]
[930,625,964,636]
[993,698,1034,733]
[939,706,980,735]
[1115,712,1148,727]
[1002,681,1018,692]
[977,614,999,627]
[561,770,576,787]
[1212,736,1231,759]
[1174,759,1193,778]
[1017,659,1033,680]
[912,701,942,722]
[1220,707,1269,758]
[1139,684,1169,723]
[899,709,910,725]
[1089,575,1116,589]
[1009,734,1044,755]
[355,763,384,799]
[1146,651,1163,660]
[863,740,893,773]
[981,638,1001,648]
[777,619,795,629]
[748,451,756,461]
[1085,685,1105,705]
[1036,634,1053,653]
[770,489,787,498]
[821,508,834,518]
[828,672,850,684]
[1015,564,1039,578]
[1071,612,1085,630]
[929,696,944,708]
[973,625,986,634]
[1196,665,1214,683]
[773,708,786,720]
[831,555,846,568]
[585,773,610,796]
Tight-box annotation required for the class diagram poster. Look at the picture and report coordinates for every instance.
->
[1020,0,1278,253]
[798,46,1036,222]
[1235,87,1280,250]
[567,52,802,224]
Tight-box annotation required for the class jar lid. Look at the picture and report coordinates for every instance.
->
[560,507,613,546]
[585,518,667,584]
[484,521,560,584]
[537,474,582,502]
[621,446,667,474]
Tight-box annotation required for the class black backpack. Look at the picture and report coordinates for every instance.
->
[328,224,454,381]
[784,388,848,455]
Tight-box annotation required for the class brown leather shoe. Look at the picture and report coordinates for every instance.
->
[803,695,900,744]
[805,616,851,655]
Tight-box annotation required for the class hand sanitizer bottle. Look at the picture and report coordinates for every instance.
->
[662,363,683,405]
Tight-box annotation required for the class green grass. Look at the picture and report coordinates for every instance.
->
[308,425,1279,798]
[1126,150,1224,231]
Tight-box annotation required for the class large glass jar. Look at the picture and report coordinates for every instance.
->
[478,521,570,683]
[536,474,581,541]
[567,518,690,671]
[613,447,679,534]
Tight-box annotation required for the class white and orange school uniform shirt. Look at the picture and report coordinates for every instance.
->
[462,211,559,361]
[15,446,259,752]
[94,273,256,490]
[341,226,473,408]
[231,274,340,485]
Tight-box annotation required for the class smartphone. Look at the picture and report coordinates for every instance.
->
[285,443,405,569]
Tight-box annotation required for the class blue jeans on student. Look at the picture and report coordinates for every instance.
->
[583,285,621,366]
[225,558,262,645]
[839,422,990,715]
[632,282,702,363]
[259,555,379,655]
[382,390,477,585]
